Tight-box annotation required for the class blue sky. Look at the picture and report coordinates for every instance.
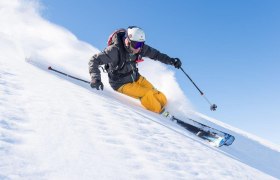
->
[40,0,280,145]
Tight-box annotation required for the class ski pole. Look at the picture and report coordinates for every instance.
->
[180,67,217,111]
[48,66,90,84]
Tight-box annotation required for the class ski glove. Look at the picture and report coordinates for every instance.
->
[90,79,104,90]
[171,58,182,69]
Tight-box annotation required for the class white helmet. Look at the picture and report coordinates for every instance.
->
[127,26,145,42]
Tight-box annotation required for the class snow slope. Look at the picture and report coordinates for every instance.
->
[1,1,280,179]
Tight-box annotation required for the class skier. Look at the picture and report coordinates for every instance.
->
[88,26,182,114]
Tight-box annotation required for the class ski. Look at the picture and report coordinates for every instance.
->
[174,117,235,147]
[162,112,235,147]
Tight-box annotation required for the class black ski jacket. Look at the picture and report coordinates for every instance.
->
[89,32,174,90]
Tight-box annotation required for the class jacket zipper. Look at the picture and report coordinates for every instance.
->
[129,54,136,82]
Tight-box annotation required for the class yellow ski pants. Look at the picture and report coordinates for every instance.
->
[117,76,167,113]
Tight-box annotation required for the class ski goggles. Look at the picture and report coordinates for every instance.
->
[129,40,145,49]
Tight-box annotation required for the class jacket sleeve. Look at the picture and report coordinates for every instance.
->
[88,46,119,80]
[141,44,174,65]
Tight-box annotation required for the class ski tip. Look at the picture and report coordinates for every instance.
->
[48,66,52,70]
[223,135,235,146]
[216,135,235,147]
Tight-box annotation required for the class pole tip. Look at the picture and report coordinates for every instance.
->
[210,104,217,111]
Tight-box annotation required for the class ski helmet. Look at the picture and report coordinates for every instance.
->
[127,26,145,42]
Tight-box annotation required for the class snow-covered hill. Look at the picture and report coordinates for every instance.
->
[1,1,279,179]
